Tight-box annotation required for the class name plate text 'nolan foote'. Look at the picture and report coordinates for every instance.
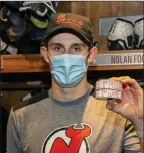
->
[91,53,144,66]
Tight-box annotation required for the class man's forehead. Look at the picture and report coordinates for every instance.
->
[49,33,85,43]
[50,33,82,42]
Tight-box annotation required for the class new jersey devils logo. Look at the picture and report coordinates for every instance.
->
[42,123,92,153]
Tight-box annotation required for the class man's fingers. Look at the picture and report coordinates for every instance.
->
[109,76,141,90]
[109,77,119,81]
[106,99,122,114]
[121,79,141,90]
[106,99,114,110]
[109,76,131,81]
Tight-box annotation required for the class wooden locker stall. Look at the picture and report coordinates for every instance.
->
[0,1,143,109]
[71,1,143,51]
[0,2,143,153]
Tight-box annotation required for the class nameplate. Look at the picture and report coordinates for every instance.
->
[91,53,144,66]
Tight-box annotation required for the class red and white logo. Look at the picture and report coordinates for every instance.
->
[42,123,92,153]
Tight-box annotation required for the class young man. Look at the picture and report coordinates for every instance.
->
[7,13,143,153]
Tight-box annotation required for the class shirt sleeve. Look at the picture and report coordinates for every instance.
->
[122,120,142,153]
[6,107,23,153]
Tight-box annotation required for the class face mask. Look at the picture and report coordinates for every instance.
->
[49,54,89,88]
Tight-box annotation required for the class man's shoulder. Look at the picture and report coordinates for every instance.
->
[13,90,49,112]
[89,96,127,122]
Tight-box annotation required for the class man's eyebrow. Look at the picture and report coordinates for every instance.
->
[71,43,86,47]
[49,43,63,47]
[49,43,86,47]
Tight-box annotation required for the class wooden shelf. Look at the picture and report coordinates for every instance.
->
[0,82,49,89]
[89,65,143,71]
[0,54,49,73]
[0,50,143,73]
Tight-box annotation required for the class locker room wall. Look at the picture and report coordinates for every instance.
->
[1,1,143,111]
[0,2,73,111]
[1,2,143,152]
[70,1,143,51]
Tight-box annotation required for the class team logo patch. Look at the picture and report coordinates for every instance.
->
[56,14,83,28]
[42,123,92,153]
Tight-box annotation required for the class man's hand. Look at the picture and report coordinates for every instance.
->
[106,76,143,124]
[106,76,144,152]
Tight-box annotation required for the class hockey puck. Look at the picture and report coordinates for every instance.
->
[95,79,122,100]
[96,79,122,91]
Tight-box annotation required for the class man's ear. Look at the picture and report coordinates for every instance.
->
[40,46,50,63]
[87,47,97,64]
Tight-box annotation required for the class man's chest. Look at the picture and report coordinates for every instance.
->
[20,107,125,153]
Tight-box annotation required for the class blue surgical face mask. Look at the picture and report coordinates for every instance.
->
[49,54,89,88]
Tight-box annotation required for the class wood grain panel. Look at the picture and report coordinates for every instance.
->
[1,90,30,111]
[57,1,72,13]
[0,54,49,73]
[71,2,143,51]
